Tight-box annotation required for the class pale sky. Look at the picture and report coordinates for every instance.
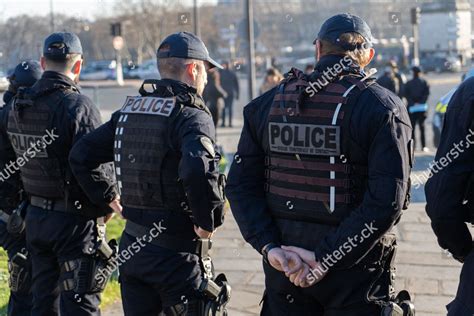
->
[2,0,218,21]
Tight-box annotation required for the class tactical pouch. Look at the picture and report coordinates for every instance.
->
[60,239,118,294]
[8,251,30,293]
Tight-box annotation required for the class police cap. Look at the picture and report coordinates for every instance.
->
[315,13,374,50]
[157,32,222,69]
[43,32,83,60]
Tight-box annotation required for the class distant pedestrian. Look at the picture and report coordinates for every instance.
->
[259,67,283,95]
[376,67,399,95]
[390,60,406,99]
[219,61,239,127]
[203,68,227,126]
[405,66,430,151]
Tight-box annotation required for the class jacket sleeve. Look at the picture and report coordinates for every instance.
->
[175,107,225,232]
[425,78,474,258]
[226,90,281,253]
[313,91,412,269]
[68,99,118,209]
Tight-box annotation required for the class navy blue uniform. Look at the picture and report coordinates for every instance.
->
[0,71,117,316]
[0,104,33,316]
[425,77,474,315]
[70,79,225,315]
[227,55,412,315]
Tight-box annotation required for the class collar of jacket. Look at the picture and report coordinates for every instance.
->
[314,54,363,77]
[32,71,80,95]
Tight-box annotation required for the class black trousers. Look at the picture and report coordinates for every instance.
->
[25,206,101,316]
[447,250,474,315]
[119,232,203,316]
[221,96,234,127]
[409,112,427,149]
[260,256,390,316]
[0,220,33,316]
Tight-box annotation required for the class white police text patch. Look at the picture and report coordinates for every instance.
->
[269,122,340,156]
[120,96,176,117]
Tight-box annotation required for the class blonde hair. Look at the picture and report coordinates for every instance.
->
[319,32,372,67]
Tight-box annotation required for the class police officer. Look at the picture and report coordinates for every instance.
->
[227,13,412,315]
[0,60,42,316]
[405,66,430,152]
[425,77,474,315]
[1,32,119,315]
[69,32,227,315]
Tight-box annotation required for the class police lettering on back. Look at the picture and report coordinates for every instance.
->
[269,122,340,156]
[120,96,176,117]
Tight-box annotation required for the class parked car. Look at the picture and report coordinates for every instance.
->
[127,59,160,80]
[0,71,9,92]
[81,60,117,81]
[432,69,474,147]
[420,56,462,73]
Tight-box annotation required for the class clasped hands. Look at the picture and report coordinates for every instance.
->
[266,246,328,288]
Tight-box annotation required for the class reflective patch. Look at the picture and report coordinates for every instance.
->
[120,96,176,117]
[7,132,48,158]
[268,122,340,156]
[200,137,215,158]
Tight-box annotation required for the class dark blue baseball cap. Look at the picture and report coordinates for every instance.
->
[43,32,83,60]
[157,32,222,69]
[315,13,374,50]
[9,60,43,87]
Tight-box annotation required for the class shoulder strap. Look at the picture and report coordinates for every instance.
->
[340,76,376,159]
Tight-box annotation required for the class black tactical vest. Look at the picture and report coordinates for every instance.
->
[114,80,208,213]
[6,84,77,199]
[264,68,374,225]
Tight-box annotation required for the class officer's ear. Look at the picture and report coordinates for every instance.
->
[315,40,322,61]
[367,48,375,65]
[185,62,199,81]
[40,57,47,71]
[72,58,83,76]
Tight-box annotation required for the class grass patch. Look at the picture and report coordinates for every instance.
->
[0,216,126,313]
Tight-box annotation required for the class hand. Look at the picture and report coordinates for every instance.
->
[281,245,317,269]
[286,263,313,288]
[104,212,115,223]
[108,198,123,218]
[282,246,328,285]
[194,225,213,239]
[267,247,303,275]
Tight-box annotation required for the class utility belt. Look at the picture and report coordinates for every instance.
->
[125,220,231,315]
[125,220,201,253]
[29,196,78,213]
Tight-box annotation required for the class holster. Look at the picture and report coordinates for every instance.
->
[197,239,231,316]
[8,250,31,293]
[381,290,416,316]
[7,200,28,238]
[60,239,118,294]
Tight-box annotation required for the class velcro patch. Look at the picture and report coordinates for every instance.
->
[120,96,176,117]
[268,122,340,156]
